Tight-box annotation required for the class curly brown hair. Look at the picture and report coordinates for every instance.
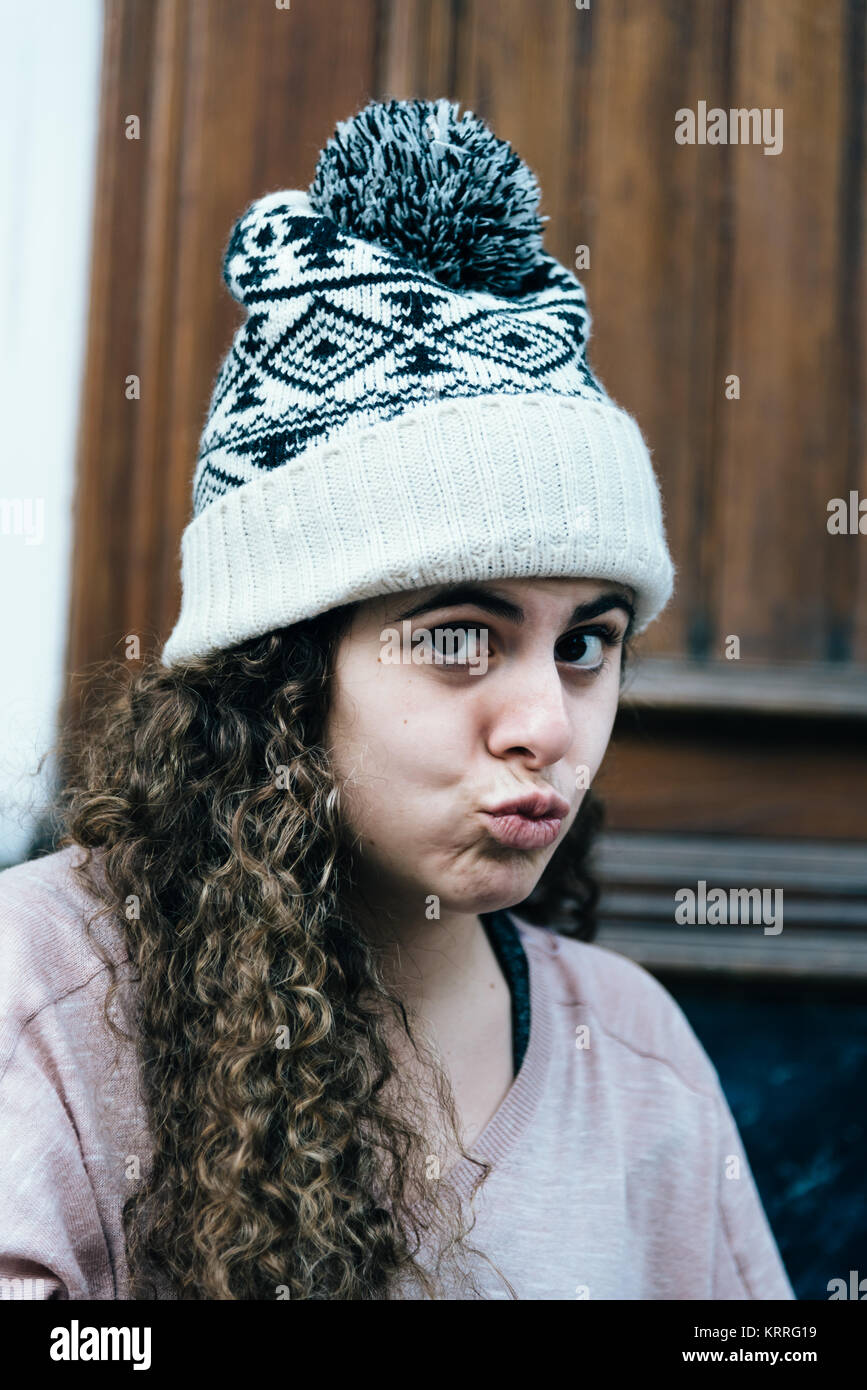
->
[43,600,618,1300]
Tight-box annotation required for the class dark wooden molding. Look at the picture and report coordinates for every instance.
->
[590,831,867,981]
[622,658,867,717]
[594,923,867,983]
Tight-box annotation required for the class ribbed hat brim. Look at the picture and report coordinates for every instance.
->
[161,392,674,667]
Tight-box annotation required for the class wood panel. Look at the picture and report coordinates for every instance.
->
[848,0,867,661]
[380,0,459,96]
[68,0,159,676]
[600,709,867,840]
[712,0,853,662]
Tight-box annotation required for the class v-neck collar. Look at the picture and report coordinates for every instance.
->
[407,912,556,1211]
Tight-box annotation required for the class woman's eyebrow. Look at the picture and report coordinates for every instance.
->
[393,584,635,629]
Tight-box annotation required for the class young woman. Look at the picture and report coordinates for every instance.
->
[0,98,794,1301]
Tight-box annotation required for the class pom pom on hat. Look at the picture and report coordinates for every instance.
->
[308,97,547,297]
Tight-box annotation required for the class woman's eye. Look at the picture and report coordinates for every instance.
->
[424,622,618,671]
[430,625,483,662]
[556,630,605,668]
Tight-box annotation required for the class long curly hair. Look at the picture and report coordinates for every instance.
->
[43,600,620,1300]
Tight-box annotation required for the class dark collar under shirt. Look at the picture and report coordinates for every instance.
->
[479,909,531,1078]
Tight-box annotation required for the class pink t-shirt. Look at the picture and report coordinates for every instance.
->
[0,844,795,1300]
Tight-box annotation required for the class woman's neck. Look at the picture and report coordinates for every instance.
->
[354,895,493,1013]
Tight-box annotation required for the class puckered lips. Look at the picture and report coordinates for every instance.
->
[480,788,570,850]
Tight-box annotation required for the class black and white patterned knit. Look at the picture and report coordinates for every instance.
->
[162,97,673,666]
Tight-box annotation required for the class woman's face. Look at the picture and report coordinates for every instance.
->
[324,576,634,921]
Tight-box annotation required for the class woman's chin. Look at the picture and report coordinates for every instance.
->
[433,867,544,917]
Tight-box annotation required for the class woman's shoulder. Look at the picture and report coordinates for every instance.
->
[509,911,721,1101]
[0,844,125,1063]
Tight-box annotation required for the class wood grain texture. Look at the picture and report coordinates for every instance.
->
[600,710,867,839]
[712,0,850,662]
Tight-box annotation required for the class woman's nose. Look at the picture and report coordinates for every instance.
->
[484,662,574,766]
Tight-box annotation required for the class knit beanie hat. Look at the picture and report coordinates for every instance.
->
[161,97,674,667]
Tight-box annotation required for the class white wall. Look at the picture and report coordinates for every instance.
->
[0,0,103,866]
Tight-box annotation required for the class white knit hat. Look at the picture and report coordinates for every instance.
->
[161,98,675,667]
